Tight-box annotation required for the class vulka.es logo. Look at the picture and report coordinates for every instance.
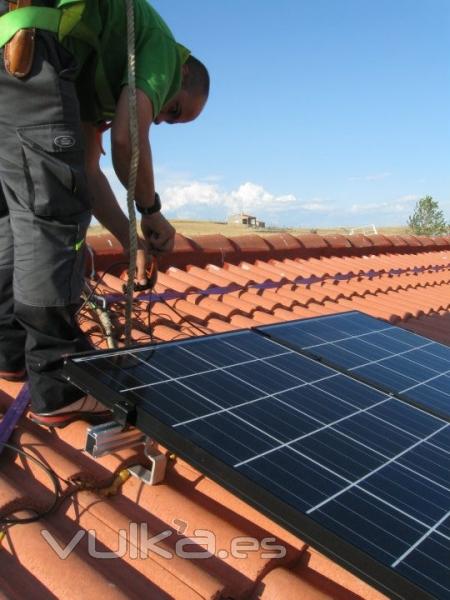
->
[41,521,287,560]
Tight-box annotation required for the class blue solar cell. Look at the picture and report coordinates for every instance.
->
[398,442,450,489]
[128,381,217,426]
[289,319,345,342]
[257,311,450,421]
[332,312,387,335]
[276,383,357,424]
[395,534,450,600]
[421,342,450,361]
[138,346,213,378]
[406,348,450,372]
[222,331,286,358]
[291,428,385,480]
[185,336,253,367]
[338,338,393,361]
[360,463,450,525]
[359,331,414,353]
[437,517,450,538]
[176,411,278,464]
[376,356,438,382]
[427,427,450,452]
[407,385,450,415]
[333,412,417,457]
[232,398,319,442]
[81,354,166,390]
[227,360,302,394]
[353,363,419,391]
[237,447,345,512]
[314,375,387,409]
[266,353,334,382]
[183,369,263,407]
[313,488,425,565]
[380,327,430,348]
[420,374,450,396]
[367,400,444,438]
[309,343,363,369]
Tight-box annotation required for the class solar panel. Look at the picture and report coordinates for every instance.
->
[64,329,450,600]
[258,311,450,421]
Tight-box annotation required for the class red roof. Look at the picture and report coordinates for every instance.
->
[1,231,450,599]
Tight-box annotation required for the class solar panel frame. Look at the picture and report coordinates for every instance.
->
[63,330,446,600]
[257,311,450,421]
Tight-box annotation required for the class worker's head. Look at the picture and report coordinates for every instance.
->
[154,56,209,125]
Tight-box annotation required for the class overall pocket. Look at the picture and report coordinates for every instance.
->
[16,123,90,218]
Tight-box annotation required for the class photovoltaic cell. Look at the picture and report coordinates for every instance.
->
[258,311,450,421]
[64,328,450,600]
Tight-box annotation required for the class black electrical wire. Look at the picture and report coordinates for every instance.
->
[0,442,61,526]
[155,293,212,335]
[76,260,130,316]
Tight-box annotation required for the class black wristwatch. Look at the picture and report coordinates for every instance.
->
[135,192,161,215]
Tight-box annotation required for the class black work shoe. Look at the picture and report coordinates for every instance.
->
[30,395,112,428]
[0,368,26,382]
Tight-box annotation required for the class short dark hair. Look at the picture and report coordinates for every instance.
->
[182,55,210,99]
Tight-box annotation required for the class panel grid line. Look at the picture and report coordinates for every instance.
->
[305,423,449,515]
[391,507,450,567]
[173,373,339,428]
[303,326,393,348]
[400,368,450,394]
[347,342,435,371]
[260,312,450,422]
[120,349,292,392]
[233,398,390,468]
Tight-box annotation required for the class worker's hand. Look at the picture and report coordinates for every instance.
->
[123,236,150,287]
[135,237,149,285]
[140,212,176,255]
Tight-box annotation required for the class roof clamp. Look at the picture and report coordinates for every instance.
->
[84,423,168,485]
[128,440,168,486]
[85,421,146,458]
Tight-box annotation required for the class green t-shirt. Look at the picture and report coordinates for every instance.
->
[63,0,190,122]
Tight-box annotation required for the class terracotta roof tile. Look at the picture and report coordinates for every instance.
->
[322,234,353,250]
[2,231,450,600]
[293,233,329,250]
[365,234,391,248]
[345,234,373,249]
[263,233,302,252]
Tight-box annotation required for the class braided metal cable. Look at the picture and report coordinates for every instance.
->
[124,0,139,345]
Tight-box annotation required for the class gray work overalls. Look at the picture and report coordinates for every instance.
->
[0,1,91,412]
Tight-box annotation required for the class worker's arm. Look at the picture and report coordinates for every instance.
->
[111,87,176,254]
[82,122,148,284]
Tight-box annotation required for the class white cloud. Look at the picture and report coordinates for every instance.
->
[161,180,299,216]
[348,194,418,215]
[164,181,222,211]
[299,201,333,213]
[348,172,391,182]
[98,168,303,222]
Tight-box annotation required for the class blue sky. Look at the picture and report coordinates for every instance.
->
[102,0,450,228]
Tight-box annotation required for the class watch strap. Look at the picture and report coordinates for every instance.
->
[135,193,161,215]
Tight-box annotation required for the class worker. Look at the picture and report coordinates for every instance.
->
[0,0,209,427]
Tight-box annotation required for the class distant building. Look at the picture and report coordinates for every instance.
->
[228,213,265,228]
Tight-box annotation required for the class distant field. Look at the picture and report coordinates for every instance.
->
[88,220,410,238]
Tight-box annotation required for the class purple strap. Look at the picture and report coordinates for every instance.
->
[0,384,30,454]
[102,263,450,305]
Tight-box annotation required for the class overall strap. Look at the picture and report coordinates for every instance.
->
[0,2,115,117]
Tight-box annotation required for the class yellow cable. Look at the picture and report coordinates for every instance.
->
[98,469,131,497]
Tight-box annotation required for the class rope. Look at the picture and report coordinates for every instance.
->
[124,0,139,345]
